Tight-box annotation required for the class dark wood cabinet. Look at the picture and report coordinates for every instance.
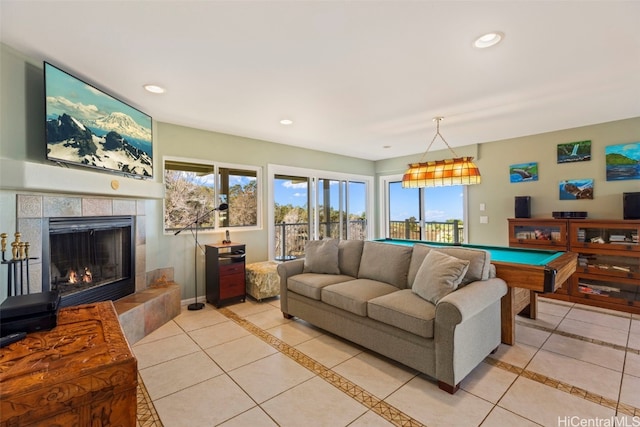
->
[206,242,246,307]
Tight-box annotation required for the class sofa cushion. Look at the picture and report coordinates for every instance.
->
[412,250,469,304]
[408,243,492,287]
[287,273,354,300]
[407,244,432,288]
[303,239,340,274]
[338,239,365,277]
[368,289,436,338]
[321,279,399,316]
[432,246,491,285]
[357,241,412,288]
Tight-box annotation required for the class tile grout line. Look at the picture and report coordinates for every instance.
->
[219,307,426,427]
[514,319,640,354]
[510,315,640,417]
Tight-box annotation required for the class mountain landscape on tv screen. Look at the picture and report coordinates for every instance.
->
[46,112,152,177]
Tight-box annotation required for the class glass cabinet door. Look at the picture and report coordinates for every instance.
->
[570,220,640,250]
[508,219,568,249]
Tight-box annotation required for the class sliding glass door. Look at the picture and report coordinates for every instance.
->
[270,166,372,260]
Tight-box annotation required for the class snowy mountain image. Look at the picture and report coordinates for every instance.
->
[84,112,151,142]
[47,113,152,177]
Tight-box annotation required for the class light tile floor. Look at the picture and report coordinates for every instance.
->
[133,297,640,426]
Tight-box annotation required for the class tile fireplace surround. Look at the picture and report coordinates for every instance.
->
[15,193,147,294]
[12,193,180,343]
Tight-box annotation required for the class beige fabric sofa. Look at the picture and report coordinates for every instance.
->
[277,239,508,393]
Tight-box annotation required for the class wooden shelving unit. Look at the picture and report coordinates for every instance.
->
[508,218,640,314]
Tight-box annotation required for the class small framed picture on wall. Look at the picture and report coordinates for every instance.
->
[559,179,594,200]
[605,141,640,181]
[557,140,591,163]
[509,162,538,183]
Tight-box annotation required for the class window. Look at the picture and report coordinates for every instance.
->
[381,174,466,243]
[164,158,261,233]
[218,167,258,228]
[269,165,373,260]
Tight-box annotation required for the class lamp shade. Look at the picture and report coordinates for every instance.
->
[402,157,481,188]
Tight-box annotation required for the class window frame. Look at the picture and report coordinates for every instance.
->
[268,164,374,260]
[163,156,262,235]
[378,173,469,242]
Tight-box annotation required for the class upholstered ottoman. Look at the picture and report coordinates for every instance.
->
[246,261,280,301]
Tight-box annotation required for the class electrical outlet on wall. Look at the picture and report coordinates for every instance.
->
[480,216,489,224]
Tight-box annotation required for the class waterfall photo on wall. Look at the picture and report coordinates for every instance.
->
[605,142,640,181]
[557,140,591,163]
[44,62,153,178]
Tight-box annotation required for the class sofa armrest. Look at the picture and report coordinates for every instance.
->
[436,278,507,325]
[434,278,507,388]
[277,259,305,315]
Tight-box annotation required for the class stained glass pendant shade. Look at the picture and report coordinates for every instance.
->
[402,117,481,188]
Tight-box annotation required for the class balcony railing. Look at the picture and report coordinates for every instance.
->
[274,220,463,260]
[388,220,463,244]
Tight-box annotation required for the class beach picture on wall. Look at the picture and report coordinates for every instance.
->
[509,162,538,183]
[605,142,640,181]
[557,140,591,163]
[559,179,594,200]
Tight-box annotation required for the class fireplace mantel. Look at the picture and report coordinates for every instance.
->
[0,158,163,199]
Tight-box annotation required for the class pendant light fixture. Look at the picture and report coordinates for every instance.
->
[402,117,481,188]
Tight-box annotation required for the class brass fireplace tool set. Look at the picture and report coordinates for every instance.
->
[1,232,37,296]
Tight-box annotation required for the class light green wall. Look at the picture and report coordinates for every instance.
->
[0,43,374,300]
[2,42,639,300]
[152,122,374,296]
[377,118,640,246]
[468,119,640,245]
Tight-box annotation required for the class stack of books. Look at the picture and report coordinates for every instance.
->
[609,234,628,244]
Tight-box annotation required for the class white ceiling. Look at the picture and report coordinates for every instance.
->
[2,1,639,161]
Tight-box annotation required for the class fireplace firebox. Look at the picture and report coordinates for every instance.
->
[43,216,135,307]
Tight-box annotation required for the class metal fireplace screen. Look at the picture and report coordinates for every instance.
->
[44,216,134,307]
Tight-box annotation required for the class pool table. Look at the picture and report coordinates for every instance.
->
[375,239,577,345]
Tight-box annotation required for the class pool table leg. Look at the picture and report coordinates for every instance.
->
[501,287,539,345]
[500,288,516,345]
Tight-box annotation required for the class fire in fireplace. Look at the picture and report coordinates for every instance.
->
[43,216,135,307]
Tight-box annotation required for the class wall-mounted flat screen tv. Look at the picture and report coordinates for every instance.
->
[44,62,153,178]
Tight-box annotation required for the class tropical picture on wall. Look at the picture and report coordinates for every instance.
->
[557,140,591,163]
[559,179,594,200]
[605,142,640,181]
[509,162,538,183]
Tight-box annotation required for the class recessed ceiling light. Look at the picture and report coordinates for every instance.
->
[474,32,504,49]
[280,119,293,125]
[143,84,165,94]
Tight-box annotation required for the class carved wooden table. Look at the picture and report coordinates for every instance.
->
[0,301,137,426]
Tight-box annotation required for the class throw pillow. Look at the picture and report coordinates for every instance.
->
[303,239,340,274]
[412,250,470,304]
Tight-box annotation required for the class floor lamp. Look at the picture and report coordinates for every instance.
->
[174,203,229,310]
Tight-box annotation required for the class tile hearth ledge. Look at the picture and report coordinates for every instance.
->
[114,280,181,345]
